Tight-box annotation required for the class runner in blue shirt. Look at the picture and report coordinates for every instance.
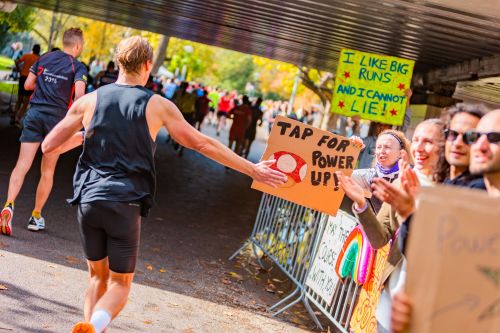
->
[0,28,87,236]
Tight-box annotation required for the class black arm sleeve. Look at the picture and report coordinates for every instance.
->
[399,214,413,256]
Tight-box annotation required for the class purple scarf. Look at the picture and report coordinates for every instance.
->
[375,162,400,182]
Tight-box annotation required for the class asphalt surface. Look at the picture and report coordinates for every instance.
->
[0,112,316,333]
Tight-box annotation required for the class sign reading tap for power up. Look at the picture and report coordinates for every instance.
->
[252,116,361,216]
[331,48,415,126]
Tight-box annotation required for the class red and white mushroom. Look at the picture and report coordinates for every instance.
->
[268,151,307,187]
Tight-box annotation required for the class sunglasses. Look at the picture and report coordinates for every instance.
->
[463,131,500,145]
[444,129,465,143]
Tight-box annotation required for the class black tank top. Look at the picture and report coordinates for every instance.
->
[69,83,156,216]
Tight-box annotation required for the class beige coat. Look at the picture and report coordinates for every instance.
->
[354,199,405,289]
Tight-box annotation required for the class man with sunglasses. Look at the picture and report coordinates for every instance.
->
[443,104,487,189]
[467,109,500,196]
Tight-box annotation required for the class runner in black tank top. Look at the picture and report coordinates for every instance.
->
[42,36,287,333]
[69,83,155,276]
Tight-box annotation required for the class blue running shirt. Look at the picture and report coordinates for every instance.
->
[29,50,87,116]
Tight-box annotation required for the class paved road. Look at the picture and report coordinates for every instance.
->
[0,116,316,332]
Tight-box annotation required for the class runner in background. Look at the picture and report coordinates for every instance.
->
[216,91,231,136]
[0,28,87,236]
[194,89,211,131]
[243,97,263,159]
[12,44,41,127]
[228,95,252,156]
[94,61,118,88]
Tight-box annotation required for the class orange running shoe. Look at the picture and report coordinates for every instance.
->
[72,322,95,333]
[0,204,13,236]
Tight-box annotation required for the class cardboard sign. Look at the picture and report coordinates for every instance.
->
[350,243,390,333]
[252,116,361,216]
[406,186,500,333]
[306,211,358,304]
[331,48,415,126]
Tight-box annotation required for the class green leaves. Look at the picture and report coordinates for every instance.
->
[0,5,36,33]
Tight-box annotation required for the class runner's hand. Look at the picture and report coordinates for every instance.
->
[252,159,287,188]
[336,171,366,208]
[391,291,413,333]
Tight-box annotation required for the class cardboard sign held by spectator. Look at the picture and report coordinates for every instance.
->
[305,211,358,305]
[331,48,415,126]
[252,116,361,216]
[406,186,500,333]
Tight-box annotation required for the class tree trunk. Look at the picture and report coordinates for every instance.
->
[47,10,57,50]
[152,35,170,75]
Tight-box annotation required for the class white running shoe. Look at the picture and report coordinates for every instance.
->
[27,216,45,231]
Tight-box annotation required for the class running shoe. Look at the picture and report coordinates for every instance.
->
[27,215,45,231]
[0,204,13,236]
[72,322,96,333]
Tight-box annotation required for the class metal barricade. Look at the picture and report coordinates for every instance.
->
[303,276,360,332]
[230,193,363,332]
[229,193,328,315]
[301,211,362,332]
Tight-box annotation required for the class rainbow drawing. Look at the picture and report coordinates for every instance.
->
[335,225,375,285]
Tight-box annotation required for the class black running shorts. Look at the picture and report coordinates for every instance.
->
[18,76,33,96]
[77,201,141,273]
[20,106,64,142]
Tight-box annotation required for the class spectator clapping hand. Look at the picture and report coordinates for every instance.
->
[371,160,420,219]
[336,171,367,209]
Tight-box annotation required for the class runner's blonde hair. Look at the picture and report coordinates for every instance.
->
[115,36,153,74]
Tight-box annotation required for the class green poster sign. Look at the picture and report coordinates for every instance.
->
[331,48,415,126]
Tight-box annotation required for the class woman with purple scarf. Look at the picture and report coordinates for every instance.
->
[351,130,412,214]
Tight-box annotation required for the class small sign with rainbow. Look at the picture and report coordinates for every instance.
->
[305,211,357,305]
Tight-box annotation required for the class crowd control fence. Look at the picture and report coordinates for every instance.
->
[230,193,362,332]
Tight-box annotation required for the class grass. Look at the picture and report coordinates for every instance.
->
[0,81,18,95]
[0,55,15,71]
[0,55,18,95]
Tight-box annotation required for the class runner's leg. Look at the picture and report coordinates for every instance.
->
[216,113,222,135]
[236,139,244,156]
[85,258,110,321]
[6,142,40,202]
[92,271,134,319]
[33,152,60,213]
[13,94,22,122]
[15,96,30,123]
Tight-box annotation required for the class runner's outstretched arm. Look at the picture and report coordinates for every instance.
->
[151,96,287,188]
[46,131,85,155]
[41,93,94,154]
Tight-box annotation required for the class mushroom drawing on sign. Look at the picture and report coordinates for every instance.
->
[267,151,308,188]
